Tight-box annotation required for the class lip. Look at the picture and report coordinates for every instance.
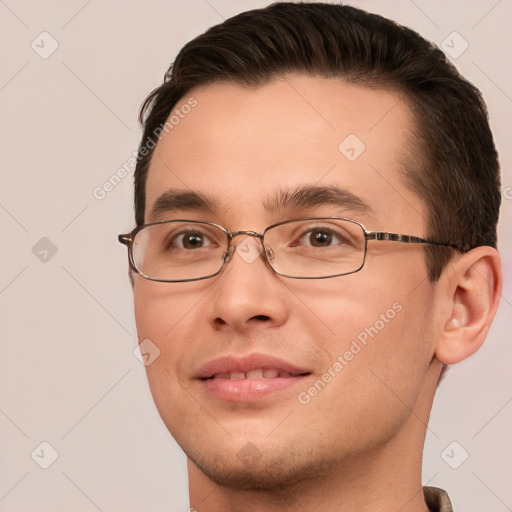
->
[195,353,311,379]
[194,353,312,402]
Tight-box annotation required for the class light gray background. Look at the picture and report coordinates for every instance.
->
[0,1,511,511]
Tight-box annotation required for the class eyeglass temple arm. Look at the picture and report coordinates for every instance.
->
[365,231,460,250]
[118,233,132,246]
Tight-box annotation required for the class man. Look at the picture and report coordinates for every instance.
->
[119,3,502,511]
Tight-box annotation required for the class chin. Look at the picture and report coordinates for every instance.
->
[187,442,334,492]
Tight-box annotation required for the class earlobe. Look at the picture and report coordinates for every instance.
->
[435,247,502,365]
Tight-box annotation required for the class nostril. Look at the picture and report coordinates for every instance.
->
[251,315,271,322]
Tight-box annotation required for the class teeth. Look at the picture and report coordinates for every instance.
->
[211,368,297,380]
[247,369,263,379]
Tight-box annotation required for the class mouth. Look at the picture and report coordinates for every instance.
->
[207,368,308,380]
[195,353,312,402]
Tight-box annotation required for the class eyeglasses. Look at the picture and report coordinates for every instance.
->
[118,217,459,282]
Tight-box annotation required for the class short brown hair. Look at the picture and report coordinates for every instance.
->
[133,2,500,281]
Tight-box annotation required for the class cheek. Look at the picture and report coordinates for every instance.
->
[133,279,208,433]
[292,270,434,431]
[133,278,211,341]
[133,279,208,389]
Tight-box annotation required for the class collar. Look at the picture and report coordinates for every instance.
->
[424,486,454,512]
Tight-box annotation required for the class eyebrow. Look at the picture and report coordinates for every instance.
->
[149,185,374,221]
[149,190,218,220]
[263,185,374,217]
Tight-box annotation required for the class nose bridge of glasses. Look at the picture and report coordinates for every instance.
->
[229,230,264,241]
[228,230,274,263]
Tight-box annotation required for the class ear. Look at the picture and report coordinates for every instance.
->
[434,246,502,365]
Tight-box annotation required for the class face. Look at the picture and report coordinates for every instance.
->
[134,76,439,489]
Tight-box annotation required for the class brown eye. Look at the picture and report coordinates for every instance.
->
[297,228,342,247]
[182,233,205,248]
[309,230,332,247]
[172,231,214,249]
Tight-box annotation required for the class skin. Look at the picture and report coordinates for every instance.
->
[132,75,502,511]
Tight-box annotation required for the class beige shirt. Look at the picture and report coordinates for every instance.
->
[424,486,454,512]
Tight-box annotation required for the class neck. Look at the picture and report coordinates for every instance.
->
[188,362,441,512]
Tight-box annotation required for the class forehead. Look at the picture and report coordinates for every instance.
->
[145,75,426,232]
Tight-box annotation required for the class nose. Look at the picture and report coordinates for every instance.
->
[207,234,289,332]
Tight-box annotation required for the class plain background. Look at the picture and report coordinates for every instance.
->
[0,1,511,511]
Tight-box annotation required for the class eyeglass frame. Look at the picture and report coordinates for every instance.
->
[118,217,462,283]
